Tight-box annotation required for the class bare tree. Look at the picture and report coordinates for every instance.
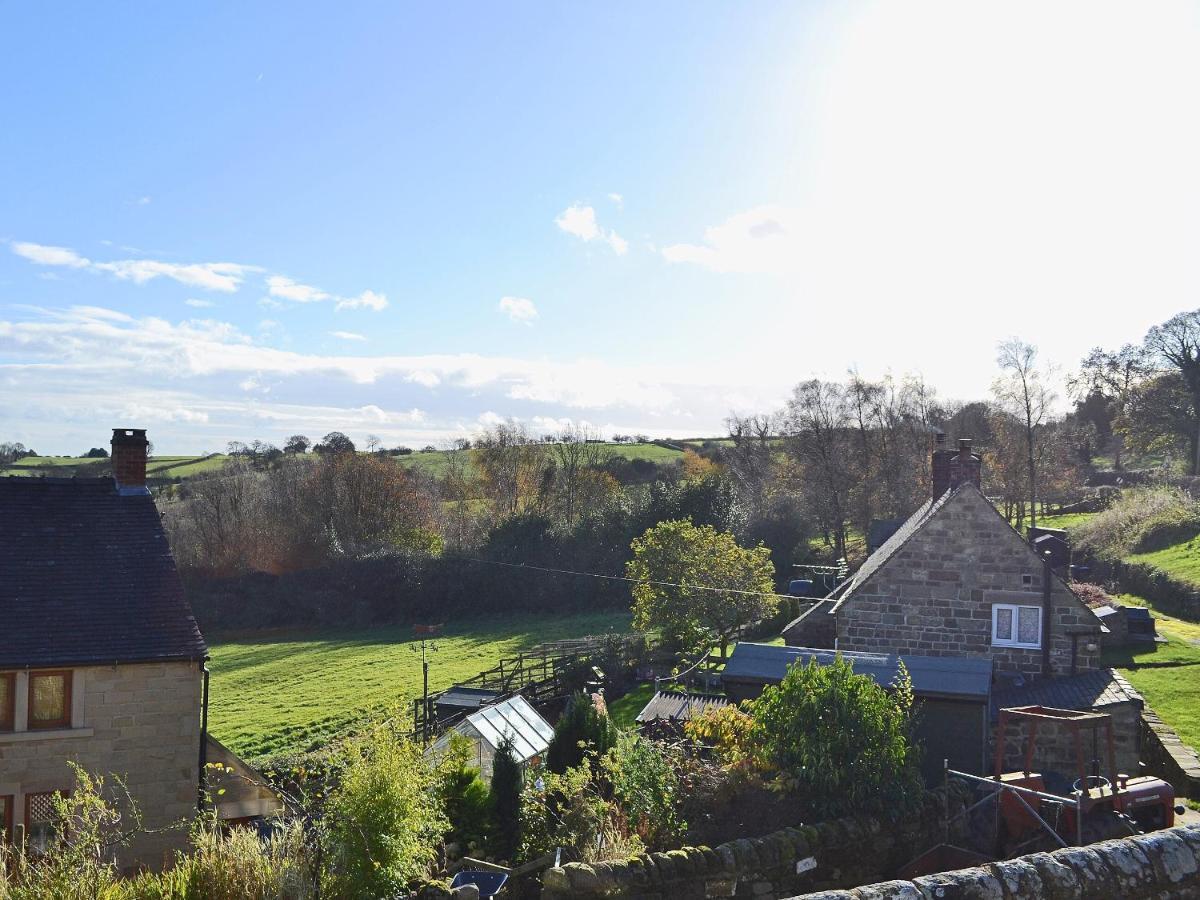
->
[550,423,611,527]
[994,339,1055,529]
[781,380,855,560]
[474,420,549,518]
[1069,344,1151,470]
[724,412,777,515]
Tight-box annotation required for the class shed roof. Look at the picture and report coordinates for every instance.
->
[721,643,992,701]
[443,695,555,764]
[990,667,1142,720]
[635,690,729,724]
[0,476,207,668]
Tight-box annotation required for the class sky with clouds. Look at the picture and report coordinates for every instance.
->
[4,2,1200,454]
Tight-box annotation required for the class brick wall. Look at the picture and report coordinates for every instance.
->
[0,660,202,868]
[837,487,1102,680]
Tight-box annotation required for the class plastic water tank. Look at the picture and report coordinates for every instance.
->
[788,579,814,597]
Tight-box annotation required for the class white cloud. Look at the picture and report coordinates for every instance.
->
[185,298,215,308]
[330,330,367,341]
[661,205,799,274]
[335,289,388,312]
[555,203,627,255]
[608,193,624,209]
[11,242,91,268]
[93,259,255,292]
[267,275,329,303]
[498,296,538,323]
[555,204,600,240]
[406,370,441,388]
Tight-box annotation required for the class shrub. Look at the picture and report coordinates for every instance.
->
[1068,580,1117,609]
[602,732,685,850]
[519,757,642,864]
[749,657,922,818]
[546,693,616,775]
[489,738,522,862]
[437,733,492,855]
[322,723,446,899]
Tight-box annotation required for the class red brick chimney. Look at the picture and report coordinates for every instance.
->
[111,428,148,489]
[932,435,982,499]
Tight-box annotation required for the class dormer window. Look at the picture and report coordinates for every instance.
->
[28,672,71,730]
[993,604,1041,649]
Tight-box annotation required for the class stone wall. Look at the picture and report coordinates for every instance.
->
[836,487,1102,680]
[540,784,971,900]
[788,824,1200,899]
[998,699,1142,778]
[1141,706,1200,799]
[0,660,202,869]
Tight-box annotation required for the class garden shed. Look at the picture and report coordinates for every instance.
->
[721,643,993,781]
[426,695,554,782]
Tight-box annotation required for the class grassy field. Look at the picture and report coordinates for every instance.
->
[1104,595,1200,751]
[1129,540,1200,588]
[207,611,631,760]
[396,441,686,478]
[0,454,228,479]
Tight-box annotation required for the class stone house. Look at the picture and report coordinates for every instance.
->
[781,437,1142,777]
[0,429,209,868]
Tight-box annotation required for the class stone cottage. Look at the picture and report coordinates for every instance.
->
[0,429,209,867]
[781,437,1143,777]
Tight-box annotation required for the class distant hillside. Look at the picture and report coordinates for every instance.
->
[0,440,706,482]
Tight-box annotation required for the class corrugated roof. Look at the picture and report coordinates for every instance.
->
[0,476,207,667]
[990,667,1142,720]
[464,695,555,764]
[721,643,992,700]
[635,690,729,724]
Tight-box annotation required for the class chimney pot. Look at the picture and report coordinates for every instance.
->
[111,428,148,489]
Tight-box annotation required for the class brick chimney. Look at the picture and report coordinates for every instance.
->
[111,428,148,490]
[932,435,982,499]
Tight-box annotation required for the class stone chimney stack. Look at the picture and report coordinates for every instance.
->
[111,428,148,490]
[931,435,982,499]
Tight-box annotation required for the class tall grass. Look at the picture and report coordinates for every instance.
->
[1072,486,1200,558]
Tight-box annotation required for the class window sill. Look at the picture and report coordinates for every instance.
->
[992,643,1041,651]
[0,727,92,744]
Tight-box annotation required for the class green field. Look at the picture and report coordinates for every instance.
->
[1104,597,1200,751]
[1129,540,1200,589]
[0,454,228,480]
[207,611,631,760]
[396,441,686,478]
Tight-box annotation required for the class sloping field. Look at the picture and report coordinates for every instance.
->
[395,441,686,478]
[206,610,631,760]
[0,454,228,479]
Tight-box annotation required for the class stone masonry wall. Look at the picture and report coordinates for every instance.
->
[0,660,202,869]
[998,699,1142,779]
[837,488,1102,680]
[540,784,971,900]
[789,824,1200,899]
[1141,705,1200,800]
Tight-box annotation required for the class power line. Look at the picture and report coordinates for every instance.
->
[452,555,799,602]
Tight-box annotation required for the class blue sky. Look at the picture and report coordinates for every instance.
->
[4,2,1200,453]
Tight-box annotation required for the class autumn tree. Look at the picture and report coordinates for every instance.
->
[780,380,855,559]
[549,424,613,527]
[1069,344,1151,470]
[474,420,549,518]
[283,434,311,454]
[627,519,775,658]
[1143,310,1200,474]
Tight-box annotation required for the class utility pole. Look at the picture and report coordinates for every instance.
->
[412,624,443,744]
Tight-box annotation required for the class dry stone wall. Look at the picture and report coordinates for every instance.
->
[1141,706,1200,799]
[540,784,971,900]
[787,824,1200,899]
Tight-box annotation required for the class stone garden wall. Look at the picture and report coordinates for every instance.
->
[1141,706,1200,799]
[789,824,1200,899]
[540,783,971,900]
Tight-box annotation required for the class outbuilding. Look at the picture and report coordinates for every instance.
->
[426,695,554,783]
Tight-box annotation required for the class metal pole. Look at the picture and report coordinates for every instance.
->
[422,638,430,745]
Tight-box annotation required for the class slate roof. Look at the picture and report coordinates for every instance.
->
[635,690,729,724]
[721,643,993,700]
[0,477,207,668]
[990,667,1142,720]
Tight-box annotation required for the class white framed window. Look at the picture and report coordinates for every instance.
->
[992,604,1042,649]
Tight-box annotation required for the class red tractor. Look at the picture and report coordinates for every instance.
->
[994,705,1181,849]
